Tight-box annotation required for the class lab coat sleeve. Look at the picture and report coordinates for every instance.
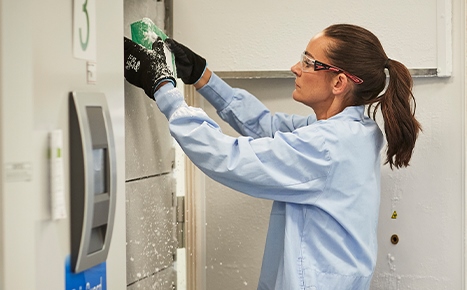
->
[154,84,331,204]
[197,73,317,138]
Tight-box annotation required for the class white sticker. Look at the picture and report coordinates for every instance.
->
[5,162,32,182]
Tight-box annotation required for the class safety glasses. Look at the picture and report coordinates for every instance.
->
[300,51,364,84]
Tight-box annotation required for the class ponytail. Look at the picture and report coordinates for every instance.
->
[370,59,422,169]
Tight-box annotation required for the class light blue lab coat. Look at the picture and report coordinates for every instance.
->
[154,73,384,290]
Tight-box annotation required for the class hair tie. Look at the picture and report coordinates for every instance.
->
[384,58,391,69]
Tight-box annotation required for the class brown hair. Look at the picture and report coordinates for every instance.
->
[323,24,421,169]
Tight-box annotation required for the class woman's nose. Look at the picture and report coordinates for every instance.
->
[291,62,301,77]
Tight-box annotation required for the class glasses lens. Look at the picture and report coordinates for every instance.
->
[300,52,314,72]
[299,52,364,83]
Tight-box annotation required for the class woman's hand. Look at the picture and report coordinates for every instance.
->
[124,37,176,99]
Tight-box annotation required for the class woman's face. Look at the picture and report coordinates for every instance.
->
[291,33,336,114]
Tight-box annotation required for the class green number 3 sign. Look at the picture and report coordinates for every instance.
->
[79,0,90,51]
[73,0,95,60]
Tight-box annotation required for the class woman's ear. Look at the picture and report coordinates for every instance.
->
[332,73,351,95]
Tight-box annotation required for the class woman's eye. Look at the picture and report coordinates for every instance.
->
[304,60,314,67]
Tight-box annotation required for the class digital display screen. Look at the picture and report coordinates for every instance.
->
[93,148,106,195]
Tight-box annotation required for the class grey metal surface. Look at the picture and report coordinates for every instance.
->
[127,267,176,290]
[126,174,177,285]
[125,83,175,180]
[124,1,178,289]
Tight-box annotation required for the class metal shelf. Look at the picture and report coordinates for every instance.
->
[215,68,439,80]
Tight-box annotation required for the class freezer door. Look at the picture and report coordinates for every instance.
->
[124,1,179,288]
[125,83,175,180]
[126,175,176,287]
[127,267,176,290]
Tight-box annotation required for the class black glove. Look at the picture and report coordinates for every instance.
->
[124,37,176,99]
[165,38,207,85]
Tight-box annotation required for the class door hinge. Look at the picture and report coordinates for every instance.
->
[176,196,185,249]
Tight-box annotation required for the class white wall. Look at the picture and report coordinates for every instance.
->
[0,0,126,289]
[175,0,466,289]
[0,0,4,287]
[173,0,439,72]
[0,0,37,288]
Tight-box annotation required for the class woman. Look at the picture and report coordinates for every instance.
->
[124,24,421,290]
